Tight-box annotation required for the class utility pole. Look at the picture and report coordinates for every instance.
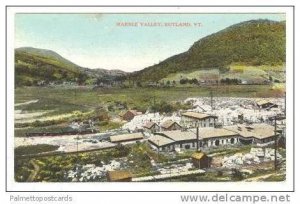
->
[274,116,277,171]
[210,89,213,110]
[196,125,199,151]
[269,114,285,171]
[284,91,286,116]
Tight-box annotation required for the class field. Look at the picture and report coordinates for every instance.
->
[14,85,285,137]
[159,65,285,85]
[15,85,285,110]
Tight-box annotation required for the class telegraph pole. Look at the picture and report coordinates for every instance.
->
[210,89,214,110]
[196,125,199,151]
[274,116,277,171]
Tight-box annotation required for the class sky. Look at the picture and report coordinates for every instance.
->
[15,13,285,72]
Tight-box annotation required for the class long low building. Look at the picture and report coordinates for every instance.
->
[224,124,276,145]
[110,132,144,143]
[148,123,278,151]
[148,128,239,151]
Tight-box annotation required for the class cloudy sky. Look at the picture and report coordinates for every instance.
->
[15,13,285,72]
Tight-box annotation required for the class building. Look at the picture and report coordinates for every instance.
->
[197,127,239,148]
[225,123,276,145]
[148,123,278,151]
[160,120,182,131]
[148,135,175,151]
[148,130,196,151]
[110,132,144,143]
[256,100,278,109]
[181,111,218,128]
[143,121,160,133]
[119,110,142,121]
[107,170,132,182]
[191,151,211,169]
[148,127,238,151]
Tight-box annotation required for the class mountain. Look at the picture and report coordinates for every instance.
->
[131,19,286,82]
[80,68,127,81]
[15,47,127,86]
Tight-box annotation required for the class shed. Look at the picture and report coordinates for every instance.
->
[143,121,160,133]
[161,120,182,131]
[107,170,132,182]
[256,100,278,109]
[119,110,142,121]
[191,151,211,169]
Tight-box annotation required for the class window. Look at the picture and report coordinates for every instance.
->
[215,140,220,146]
[230,138,235,144]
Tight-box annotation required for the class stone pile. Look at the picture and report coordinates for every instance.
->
[222,148,282,168]
[68,160,121,182]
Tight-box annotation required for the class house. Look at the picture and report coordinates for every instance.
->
[256,100,278,109]
[160,120,182,131]
[191,151,211,169]
[181,111,217,128]
[107,170,132,182]
[143,121,160,133]
[119,109,142,121]
[110,132,144,143]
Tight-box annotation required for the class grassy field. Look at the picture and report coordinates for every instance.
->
[14,85,285,136]
[15,85,285,110]
[159,65,285,84]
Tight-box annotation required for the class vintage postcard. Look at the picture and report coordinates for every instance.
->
[6,6,294,192]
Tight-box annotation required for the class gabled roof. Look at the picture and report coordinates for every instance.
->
[143,121,158,129]
[225,123,275,139]
[148,135,175,147]
[119,109,142,117]
[182,112,217,120]
[256,99,276,106]
[198,127,238,139]
[158,130,196,141]
[191,151,207,160]
[161,120,181,129]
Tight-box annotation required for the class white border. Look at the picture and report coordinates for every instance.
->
[6,6,294,192]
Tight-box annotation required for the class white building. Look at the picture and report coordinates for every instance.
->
[181,111,217,128]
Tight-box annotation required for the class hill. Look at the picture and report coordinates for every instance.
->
[131,19,286,82]
[15,47,127,86]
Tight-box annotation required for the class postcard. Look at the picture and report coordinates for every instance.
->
[5,6,294,192]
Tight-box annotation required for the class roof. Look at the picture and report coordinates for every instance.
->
[198,127,238,139]
[256,99,275,106]
[158,130,196,141]
[110,132,144,142]
[182,112,217,120]
[191,151,207,160]
[107,170,132,181]
[148,135,175,147]
[224,124,275,140]
[143,121,157,129]
[161,120,181,129]
[119,110,142,117]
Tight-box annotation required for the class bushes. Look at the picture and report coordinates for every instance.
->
[231,168,244,181]
[15,144,60,156]
[179,78,199,85]
[220,78,242,85]
[150,101,175,113]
